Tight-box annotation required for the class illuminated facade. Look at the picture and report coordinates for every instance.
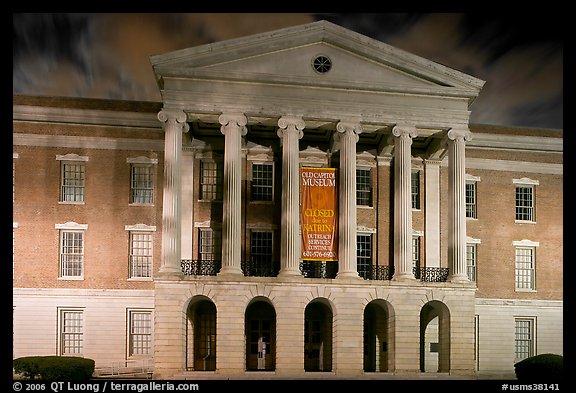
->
[12,20,562,379]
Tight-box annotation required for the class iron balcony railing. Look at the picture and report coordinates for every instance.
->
[181,259,449,282]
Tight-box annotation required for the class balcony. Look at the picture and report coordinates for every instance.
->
[180,260,449,282]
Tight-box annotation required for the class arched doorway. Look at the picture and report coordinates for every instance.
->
[304,299,333,372]
[245,298,276,371]
[420,300,450,373]
[363,299,393,372]
[186,296,217,371]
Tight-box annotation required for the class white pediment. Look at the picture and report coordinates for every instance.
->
[151,20,484,96]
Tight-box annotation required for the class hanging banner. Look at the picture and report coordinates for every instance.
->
[301,167,338,261]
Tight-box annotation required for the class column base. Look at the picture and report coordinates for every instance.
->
[336,271,362,280]
[392,272,416,281]
[448,274,470,283]
[218,266,244,276]
[278,268,302,278]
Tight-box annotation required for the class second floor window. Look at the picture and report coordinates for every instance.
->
[199,228,222,262]
[515,185,535,222]
[515,246,536,290]
[411,171,420,209]
[412,235,421,270]
[466,181,477,218]
[466,243,477,281]
[200,161,223,201]
[129,232,153,278]
[357,234,372,279]
[251,162,273,201]
[59,230,84,278]
[356,169,372,206]
[130,165,154,204]
[61,162,85,202]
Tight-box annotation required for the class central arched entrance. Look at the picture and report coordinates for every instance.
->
[245,298,276,371]
[420,300,451,373]
[304,299,333,372]
[186,296,217,371]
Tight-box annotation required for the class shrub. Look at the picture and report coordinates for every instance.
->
[514,353,563,381]
[13,356,95,380]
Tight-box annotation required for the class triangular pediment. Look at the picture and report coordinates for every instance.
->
[151,20,484,98]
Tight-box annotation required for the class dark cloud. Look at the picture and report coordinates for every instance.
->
[13,13,562,130]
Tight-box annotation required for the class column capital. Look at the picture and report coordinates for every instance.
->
[158,108,187,123]
[219,113,248,136]
[336,121,362,141]
[277,116,305,138]
[392,124,418,138]
[447,127,472,142]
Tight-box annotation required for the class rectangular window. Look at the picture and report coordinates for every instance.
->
[356,169,372,206]
[128,310,152,357]
[199,228,222,262]
[466,181,477,219]
[515,247,535,290]
[466,243,477,281]
[59,231,84,278]
[60,309,83,355]
[130,165,154,204]
[129,232,153,278]
[411,171,420,209]
[357,234,372,279]
[515,186,535,221]
[200,161,223,201]
[412,235,421,270]
[515,318,535,361]
[251,231,273,263]
[251,162,273,201]
[61,162,85,202]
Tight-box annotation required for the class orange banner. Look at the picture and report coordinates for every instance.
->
[301,167,338,261]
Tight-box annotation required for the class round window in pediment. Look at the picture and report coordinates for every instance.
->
[312,55,332,74]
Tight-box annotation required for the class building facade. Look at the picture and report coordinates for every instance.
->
[12,21,563,379]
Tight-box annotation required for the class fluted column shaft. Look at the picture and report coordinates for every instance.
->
[447,128,472,282]
[218,113,247,276]
[336,121,362,279]
[278,117,305,276]
[392,125,417,281]
[158,109,188,274]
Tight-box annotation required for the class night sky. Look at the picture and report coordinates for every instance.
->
[13,13,563,130]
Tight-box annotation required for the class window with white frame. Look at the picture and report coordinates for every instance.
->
[128,309,152,357]
[200,160,223,201]
[466,238,481,282]
[56,222,87,279]
[199,228,222,261]
[13,153,18,202]
[411,170,420,209]
[412,234,421,270]
[357,233,372,279]
[514,240,538,291]
[356,168,372,206]
[59,308,84,355]
[130,234,152,278]
[128,157,157,204]
[466,175,480,219]
[514,178,538,222]
[515,318,535,361]
[57,154,88,203]
[251,162,274,202]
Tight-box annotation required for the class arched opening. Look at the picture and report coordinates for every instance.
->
[363,299,393,372]
[186,296,217,371]
[304,298,333,372]
[420,300,450,373]
[245,298,276,371]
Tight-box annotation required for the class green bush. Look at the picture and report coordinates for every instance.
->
[514,353,563,381]
[13,356,95,380]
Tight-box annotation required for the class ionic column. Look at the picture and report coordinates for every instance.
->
[336,121,362,279]
[158,109,189,275]
[391,125,417,281]
[277,116,305,277]
[218,113,247,276]
[447,127,472,282]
